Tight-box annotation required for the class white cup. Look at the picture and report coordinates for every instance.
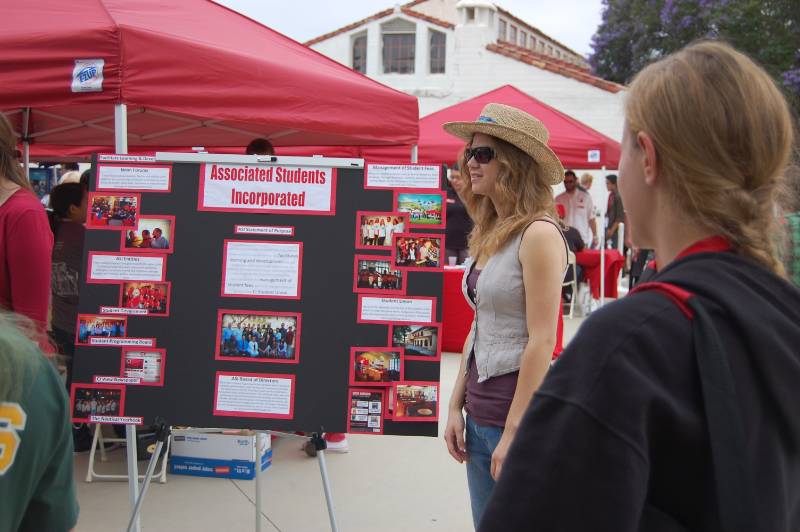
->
[448,256,457,266]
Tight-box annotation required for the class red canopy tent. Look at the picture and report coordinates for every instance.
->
[0,0,418,160]
[278,85,620,168]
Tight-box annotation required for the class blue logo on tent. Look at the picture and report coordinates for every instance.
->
[78,66,98,83]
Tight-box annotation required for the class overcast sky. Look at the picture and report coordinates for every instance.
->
[217,0,604,57]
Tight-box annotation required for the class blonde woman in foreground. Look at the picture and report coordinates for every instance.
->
[441,103,568,527]
[479,41,800,532]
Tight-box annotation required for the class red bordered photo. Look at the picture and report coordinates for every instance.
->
[70,383,126,423]
[387,322,442,361]
[363,163,442,190]
[86,192,141,231]
[214,309,301,364]
[120,215,176,254]
[221,240,303,300]
[356,295,437,325]
[120,347,167,387]
[75,314,128,346]
[353,255,406,295]
[390,381,440,422]
[212,371,296,420]
[391,233,445,271]
[346,388,386,435]
[197,164,337,216]
[96,163,173,193]
[348,346,404,387]
[393,189,446,229]
[87,251,167,284]
[354,211,409,251]
[118,281,171,317]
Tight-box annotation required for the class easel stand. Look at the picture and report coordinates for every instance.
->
[259,430,340,532]
[123,426,340,532]
[126,422,171,532]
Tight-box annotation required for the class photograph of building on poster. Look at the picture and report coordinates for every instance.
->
[390,324,441,360]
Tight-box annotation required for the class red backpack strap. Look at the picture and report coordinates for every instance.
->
[630,281,695,319]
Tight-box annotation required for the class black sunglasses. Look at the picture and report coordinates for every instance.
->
[465,146,496,165]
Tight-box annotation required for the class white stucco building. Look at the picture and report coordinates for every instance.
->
[306,0,626,142]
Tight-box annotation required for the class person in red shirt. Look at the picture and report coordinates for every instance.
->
[0,114,53,338]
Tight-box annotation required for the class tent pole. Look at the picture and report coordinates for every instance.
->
[411,144,418,163]
[115,102,140,532]
[22,108,30,179]
[115,103,128,154]
[600,166,606,308]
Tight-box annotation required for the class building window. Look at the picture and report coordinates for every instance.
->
[547,45,554,56]
[520,30,527,48]
[429,30,446,74]
[466,7,475,21]
[498,19,506,40]
[556,50,562,59]
[382,18,416,74]
[529,37,536,50]
[509,25,517,44]
[352,34,367,73]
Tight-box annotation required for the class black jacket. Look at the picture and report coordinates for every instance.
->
[479,251,800,531]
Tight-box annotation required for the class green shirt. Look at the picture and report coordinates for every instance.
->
[0,354,79,532]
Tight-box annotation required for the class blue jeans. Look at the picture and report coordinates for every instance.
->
[465,415,504,529]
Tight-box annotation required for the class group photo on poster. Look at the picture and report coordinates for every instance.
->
[123,215,175,252]
[216,310,300,363]
[355,211,407,249]
[76,314,127,345]
[394,191,446,229]
[353,256,405,294]
[70,384,125,422]
[86,192,139,229]
[349,347,404,386]
[120,281,170,316]
[392,234,444,270]
[389,323,441,360]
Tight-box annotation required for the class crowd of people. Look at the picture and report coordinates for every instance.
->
[220,318,297,360]
[90,195,137,226]
[394,237,441,267]
[73,394,121,418]
[359,215,405,247]
[77,318,125,343]
[122,283,168,314]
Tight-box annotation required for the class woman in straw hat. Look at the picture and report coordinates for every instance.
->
[441,103,569,526]
[479,42,800,531]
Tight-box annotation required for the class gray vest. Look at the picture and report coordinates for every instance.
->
[462,230,530,382]
[461,220,566,382]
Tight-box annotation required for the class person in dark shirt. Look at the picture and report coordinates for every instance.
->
[605,173,625,249]
[480,41,800,532]
[444,163,472,265]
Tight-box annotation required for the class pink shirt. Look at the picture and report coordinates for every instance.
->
[0,188,54,331]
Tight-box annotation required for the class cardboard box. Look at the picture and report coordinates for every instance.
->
[170,430,271,480]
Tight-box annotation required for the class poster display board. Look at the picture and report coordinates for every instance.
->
[69,155,444,436]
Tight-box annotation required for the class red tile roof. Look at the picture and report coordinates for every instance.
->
[304,1,451,47]
[487,42,626,93]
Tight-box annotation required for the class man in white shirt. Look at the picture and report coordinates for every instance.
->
[555,170,597,248]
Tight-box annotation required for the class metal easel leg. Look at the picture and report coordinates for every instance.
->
[126,422,170,532]
[126,425,141,532]
[310,433,339,532]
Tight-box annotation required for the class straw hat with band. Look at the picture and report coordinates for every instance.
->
[442,103,565,185]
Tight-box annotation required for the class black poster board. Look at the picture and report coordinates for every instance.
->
[70,155,444,437]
